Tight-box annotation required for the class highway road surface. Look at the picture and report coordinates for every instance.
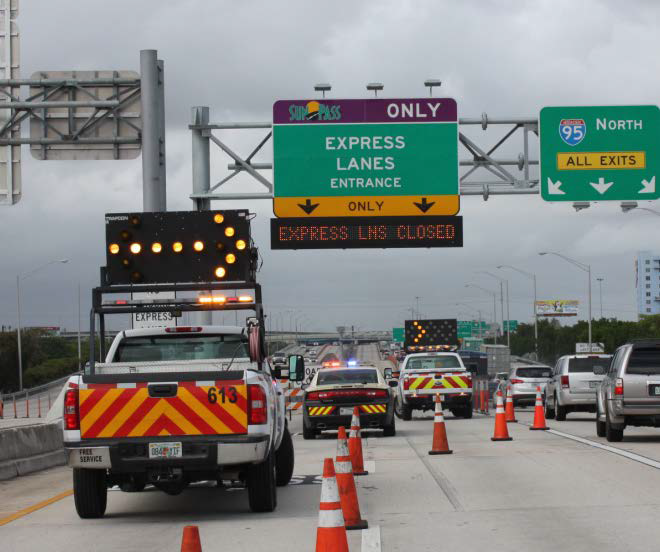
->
[5,405,660,551]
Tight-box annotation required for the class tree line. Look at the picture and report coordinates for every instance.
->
[498,314,660,364]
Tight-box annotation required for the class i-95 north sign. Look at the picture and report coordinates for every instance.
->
[540,105,660,202]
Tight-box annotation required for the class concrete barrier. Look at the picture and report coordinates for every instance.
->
[0,422,65,481]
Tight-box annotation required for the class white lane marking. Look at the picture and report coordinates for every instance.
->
[363,460,376,473]
[361,525,381,552]
[545,426,660,470]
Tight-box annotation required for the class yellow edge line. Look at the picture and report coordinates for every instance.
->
[0,489,73,526]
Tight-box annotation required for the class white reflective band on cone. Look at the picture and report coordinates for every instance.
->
[335,460,352,474]
[337,440,350,457]
[318,508,344,528]
[321,476,340,502]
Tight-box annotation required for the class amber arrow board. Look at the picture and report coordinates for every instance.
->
[272,98,459,217]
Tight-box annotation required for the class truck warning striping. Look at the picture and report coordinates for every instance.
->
[0,490,73,526]
[360,404,387,414]
[79,381,248,438]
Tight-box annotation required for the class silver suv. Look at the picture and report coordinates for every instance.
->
[545,354,612,421]
[499,365,552,407]
[595,340,660,442]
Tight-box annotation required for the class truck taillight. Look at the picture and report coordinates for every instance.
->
[561,375,569,389]
[306,391,319,400]
[248,384,268,425]
[64,389,80,430]
[614,378,624,396]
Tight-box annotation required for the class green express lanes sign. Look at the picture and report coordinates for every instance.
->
[540,105,660,202]
[272,98,459,217]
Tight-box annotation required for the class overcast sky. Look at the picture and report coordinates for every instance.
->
[1,0,659,334]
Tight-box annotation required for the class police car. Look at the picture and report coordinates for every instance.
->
[302,362,397,439]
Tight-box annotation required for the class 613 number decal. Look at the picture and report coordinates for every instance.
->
[207,386,238,404]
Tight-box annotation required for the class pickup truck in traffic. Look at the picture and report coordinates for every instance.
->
[63,323,300,518]
[395,352,473,419]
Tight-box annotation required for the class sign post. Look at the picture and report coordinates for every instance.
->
[273,98,459,217]
[540,105,660,202]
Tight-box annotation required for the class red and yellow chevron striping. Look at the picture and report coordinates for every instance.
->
[404,374,470,392]
[359,404,387,414]
[307,406,335,416]
[79,381,247,438]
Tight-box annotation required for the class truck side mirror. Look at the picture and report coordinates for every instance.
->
[388,380,398,388]
[383,368,393,379]
[288,355,305,382]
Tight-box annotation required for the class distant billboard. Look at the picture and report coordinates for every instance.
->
[536,300,579,317]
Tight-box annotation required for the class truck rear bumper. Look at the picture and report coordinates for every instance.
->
[65,434,269,472]
[403,393,471,410]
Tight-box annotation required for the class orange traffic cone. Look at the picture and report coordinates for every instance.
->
[181,525,202,552]
[348,406,368,476]
[505,384,517,423]
[316,458,349,552]
[335,427,368,530]
[529,386,549,431]
[429,394,453,455]
[491,390,512,441]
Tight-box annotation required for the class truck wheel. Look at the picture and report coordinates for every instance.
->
[276,426,295,486]
[545,397,555,420]
[555,395,567,421]
[302,423,316,440]
[463,403,473,419]
[383,417,396,437]
[605,407,623,442]
[247,449,277,512]
[73,468,107,519]
[596,415,606,438]
[396,398,412,421]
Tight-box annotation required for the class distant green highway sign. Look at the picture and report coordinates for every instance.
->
[540,105,660,202]
[392,327,404,342]
[502,320,518,331]
[457,320,489,338]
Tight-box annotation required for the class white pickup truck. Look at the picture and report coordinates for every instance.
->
[395,352,473,419]
[62,325,298,518]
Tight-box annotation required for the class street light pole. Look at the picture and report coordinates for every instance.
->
[465,284,498,344]
[597,278,604,319]
[16,259,69,391]
[497,265,538,359]
[477,271,510,346]
[539,252,592,352]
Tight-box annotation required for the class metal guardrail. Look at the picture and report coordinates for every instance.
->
[0,371,80,419]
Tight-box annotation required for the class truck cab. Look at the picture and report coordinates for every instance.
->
[395,352,473,420]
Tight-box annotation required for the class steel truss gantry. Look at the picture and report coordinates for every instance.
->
[189,106,539,207]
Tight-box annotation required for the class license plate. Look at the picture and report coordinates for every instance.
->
[649,384,660,396]
[340,407,353,416]
[148,442,182,459]
[589,381,599,389]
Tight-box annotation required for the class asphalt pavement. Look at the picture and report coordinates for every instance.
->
[5,406,660,550]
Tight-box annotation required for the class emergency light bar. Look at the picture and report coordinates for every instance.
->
[322,361,342,368]
[102,295,254,307]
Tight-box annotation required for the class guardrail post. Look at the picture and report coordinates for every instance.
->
[25,391,29,418]
[13,395,17,418]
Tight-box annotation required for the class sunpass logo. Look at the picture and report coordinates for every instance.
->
[289,101,341,122]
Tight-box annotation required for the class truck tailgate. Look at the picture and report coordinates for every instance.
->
[79,377,248,439]
[404,371,471,394]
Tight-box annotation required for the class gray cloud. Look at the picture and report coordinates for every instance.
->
[1,0,658,334]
